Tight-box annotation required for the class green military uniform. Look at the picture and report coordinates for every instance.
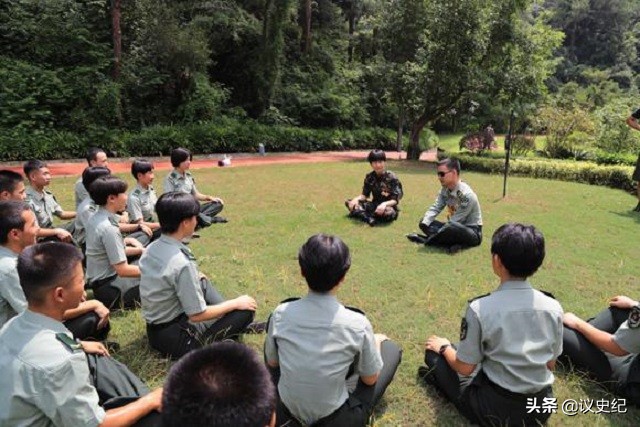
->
[75,177,90,209]
[85,207,140,309]
[423,281,563,426]
[418,181,483,249]
[0,246,26,328]
[0,310,155,426]
[127,184,158,224]
[139,235,252,360]
[25,186,76,237]
[162,169,224,228]
[0,310,106,426]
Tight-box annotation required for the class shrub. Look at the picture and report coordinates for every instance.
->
[448,154,634,192]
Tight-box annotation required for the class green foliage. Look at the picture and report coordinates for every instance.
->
[510,133,536,156]
[593,150,638,167]
[593,100,640,154]
[534,104,595,159]
[450,154,635,192]
[177,74,229,124]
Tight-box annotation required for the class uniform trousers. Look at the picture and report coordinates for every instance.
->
[561,307,640,405]
[90,268,141,311]
[348,200,399,223]
[419,220,482,248]
[424,350,553,426]
[90,355,161,426]
[64,311,110,341]
[197,201,224,228]
[146,278,254,360]
[274,340,402,427]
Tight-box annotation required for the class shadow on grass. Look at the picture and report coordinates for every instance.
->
[610,209,640,224]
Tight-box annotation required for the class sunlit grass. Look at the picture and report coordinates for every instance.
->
[49,159,640,425]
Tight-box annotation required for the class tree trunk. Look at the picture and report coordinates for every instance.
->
[301,0,311,53]
[111,0,121,81]
[407,115,428,160]
[396,105,404,153]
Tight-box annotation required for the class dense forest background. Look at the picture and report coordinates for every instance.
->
[1,0,639,159]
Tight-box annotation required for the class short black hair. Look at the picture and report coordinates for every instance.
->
[491,223,545,278]
[0,170,24,194]
[81,167,111,192]
[162,342,276,427]
[367,149,386,163]
[131,159,154,180]
[156,192,200,234]
[23,160,47,177]
[437,158,460,174]
[170,147,192,168]
[88,176,128,206]
[298,234,351,292]
[0,201,30,244]
[86,147,106,165]
[18,242,83,304]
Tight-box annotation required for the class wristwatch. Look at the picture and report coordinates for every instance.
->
[439,343,451,356]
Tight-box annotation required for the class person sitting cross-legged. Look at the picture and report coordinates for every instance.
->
[139,192,257,360]
[162,342,277,427]
[418,223,564,426]
[265,233,402,427]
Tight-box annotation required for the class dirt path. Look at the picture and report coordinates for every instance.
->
[1,149,437,177]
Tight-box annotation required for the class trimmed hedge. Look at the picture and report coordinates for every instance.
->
[0,118,397,161]
[449,154,635,192]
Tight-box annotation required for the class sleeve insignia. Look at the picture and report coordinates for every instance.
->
[628,305,640,329]
[56,333,83,352]
[460,317,468,341]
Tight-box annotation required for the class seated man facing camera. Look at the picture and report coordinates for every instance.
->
[162,342,276,427]
[265,234,402,427]
[139,192,257,360]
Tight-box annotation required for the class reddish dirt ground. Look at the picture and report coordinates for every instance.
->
[1,149,437,177]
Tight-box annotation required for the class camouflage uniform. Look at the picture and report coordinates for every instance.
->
[348,171,403,223]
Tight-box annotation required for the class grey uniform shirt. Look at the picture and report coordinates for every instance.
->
[456,281,564,394]
[25,186,63,228]
[85,207,126,282]
[127,184,158,223]
[421,181,483,227]
[0,310,105,427]
[139,235,206,324]
[74,178,90,208]
[613,318,640,354]
[264,293,383,424]
[163,170,197,195]
[0,246,27,329]
[75,198,98,246]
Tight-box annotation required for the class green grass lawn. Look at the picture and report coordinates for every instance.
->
[50,160,640,426]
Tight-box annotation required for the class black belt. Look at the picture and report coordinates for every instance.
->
[481,371,550,401]
[146,313,187,331]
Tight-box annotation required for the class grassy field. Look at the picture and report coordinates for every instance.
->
[50,159,640,426]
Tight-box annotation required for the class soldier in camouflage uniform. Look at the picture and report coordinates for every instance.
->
[163,147,227,228]
[345,150,403,227]
[407,158,482,253]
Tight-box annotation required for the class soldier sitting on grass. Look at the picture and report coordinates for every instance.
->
[345,149,403,226]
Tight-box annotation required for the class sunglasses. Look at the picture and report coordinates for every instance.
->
[437,170,452,177]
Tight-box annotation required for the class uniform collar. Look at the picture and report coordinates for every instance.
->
[159,234,187,248]
[22,309,70,334]
[496,280,533,292]
[0,245,19,258]
[305,290,339,303]
[135,183,151,194]
[26,186,45,200]
[97,206,119,221]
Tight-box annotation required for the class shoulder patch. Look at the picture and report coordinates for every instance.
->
[133,189,140,195]
[56,333,83,352]
[180,247,197,261]
[170,171,178,178]
[467,293,490,304]
[108,217,119,227]
[460,317,468,341]
[540,290,556,300]
[345,305,366,316]
[628,305,640,329]
[279,297,301,304]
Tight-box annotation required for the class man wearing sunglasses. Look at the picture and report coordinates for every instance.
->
[407,158,482,253]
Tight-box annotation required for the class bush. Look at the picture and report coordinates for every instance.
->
[509,133,536,156]
[448,154,635,192]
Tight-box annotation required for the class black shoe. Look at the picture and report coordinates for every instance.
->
[211,216,228,223]
[417,365,436,386]
[406,233,428,245]
[447,244,464,254]
[104,341,121,353]
[245,321,267,334]
[367,217,376,227]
